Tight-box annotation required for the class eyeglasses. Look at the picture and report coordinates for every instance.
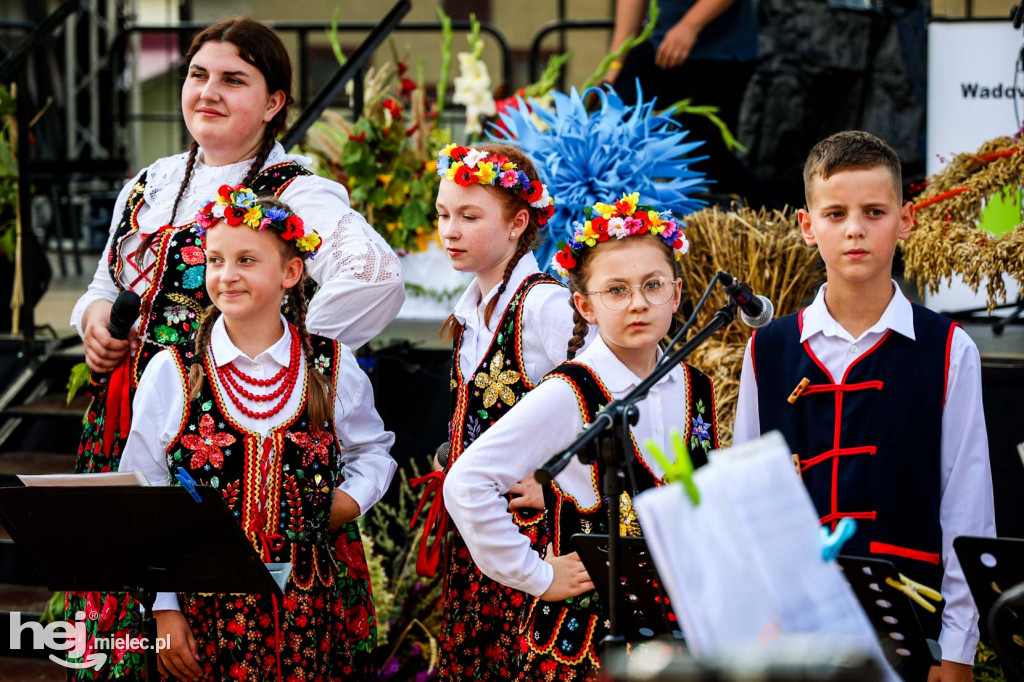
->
[584,276,677,311]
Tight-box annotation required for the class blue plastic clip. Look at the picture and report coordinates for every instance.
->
[174,468,203,503]
[820,517,857,561]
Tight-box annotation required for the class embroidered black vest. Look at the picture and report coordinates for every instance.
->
[527,360,718,668]
[106,162,311,387]
[753,305,957,634]
[164,333,341,590]
[447,271,562,534]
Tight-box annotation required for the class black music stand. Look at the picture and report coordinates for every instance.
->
[0,485,284,679]
[573,533,681,642]
[954,536,1024,680]
[837,556,941,681]
[953,536,1024,642]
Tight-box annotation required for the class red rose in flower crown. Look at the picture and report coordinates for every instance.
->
[194,187,322,260]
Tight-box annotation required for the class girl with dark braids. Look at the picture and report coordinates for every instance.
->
[411,143,583,681]
[68,17,400,678]
[119,196,395,681]
[445,194,720,680]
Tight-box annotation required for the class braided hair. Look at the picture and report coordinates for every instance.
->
[137,17,293,262]
[186,197,333,433]
[440,144,549,342]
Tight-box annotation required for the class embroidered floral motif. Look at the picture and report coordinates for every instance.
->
[181,264,205,289]
[472,349,521,408]
[163,304,189,324]
[180,245,205,265]
[313,354,330,375]
[286,430,332,468]
[180,414,235,469]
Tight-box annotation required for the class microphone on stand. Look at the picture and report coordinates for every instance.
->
[719,272,775,329]
[91,290,141,385]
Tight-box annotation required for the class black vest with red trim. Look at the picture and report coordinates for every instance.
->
[108,162,311,387]
[752,304,957,610]
[529,360,717,669]
[163,334,341,591]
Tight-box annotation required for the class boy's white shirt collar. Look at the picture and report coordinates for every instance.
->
[452,252,541,327]
[800,280,916,344]
[575,333,683,393]
[210,313,293,367]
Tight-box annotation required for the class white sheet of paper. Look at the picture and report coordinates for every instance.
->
[18,471,149,487]
[634,431,896,680]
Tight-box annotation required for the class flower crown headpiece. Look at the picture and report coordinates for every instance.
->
[551,192,689,277]
[194,185,323,260]
[436,144,555,226]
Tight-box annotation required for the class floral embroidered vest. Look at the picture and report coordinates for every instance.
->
[164,333,341,590]
[447,272,561,537]
[527,360,718,668]
[447,272,560,466]
[107,162,311,387]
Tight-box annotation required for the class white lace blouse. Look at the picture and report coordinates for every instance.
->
[70,143,405,349]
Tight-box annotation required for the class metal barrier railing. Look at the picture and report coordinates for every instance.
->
[527,18,613,90]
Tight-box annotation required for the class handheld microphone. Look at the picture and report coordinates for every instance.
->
[91,290,141,384]
[107,290,141,341]
[719,272,775,329]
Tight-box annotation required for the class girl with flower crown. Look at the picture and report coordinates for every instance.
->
[444,193,720,680]
[68,18,399,676]
[118,195,395,681]
[412,142,584,680]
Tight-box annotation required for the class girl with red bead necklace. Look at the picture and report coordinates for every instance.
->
[119,193,396,681]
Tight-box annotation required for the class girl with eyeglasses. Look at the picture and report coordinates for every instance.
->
[443,193,720,680]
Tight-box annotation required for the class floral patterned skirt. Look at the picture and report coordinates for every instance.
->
[437,534,531,681]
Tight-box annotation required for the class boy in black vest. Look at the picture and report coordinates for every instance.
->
[734,131,995,681]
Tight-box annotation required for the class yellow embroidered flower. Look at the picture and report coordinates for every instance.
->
[619,491,642,537]
[593,201,619,220]
[243,206,263,227]
[474,161,497,185]
[473,350,521,408]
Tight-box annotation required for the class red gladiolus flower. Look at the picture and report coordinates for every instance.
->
[453,165,475,186]
[399,77,417,97]
[348,131,367,143]
[281,215,304,240]
[382,98,402,118]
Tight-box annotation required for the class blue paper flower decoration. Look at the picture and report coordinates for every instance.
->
[488,83,708,274]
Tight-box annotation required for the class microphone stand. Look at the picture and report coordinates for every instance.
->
[535,279,744,656]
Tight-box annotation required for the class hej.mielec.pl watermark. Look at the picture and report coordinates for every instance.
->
[8,610,171,670]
